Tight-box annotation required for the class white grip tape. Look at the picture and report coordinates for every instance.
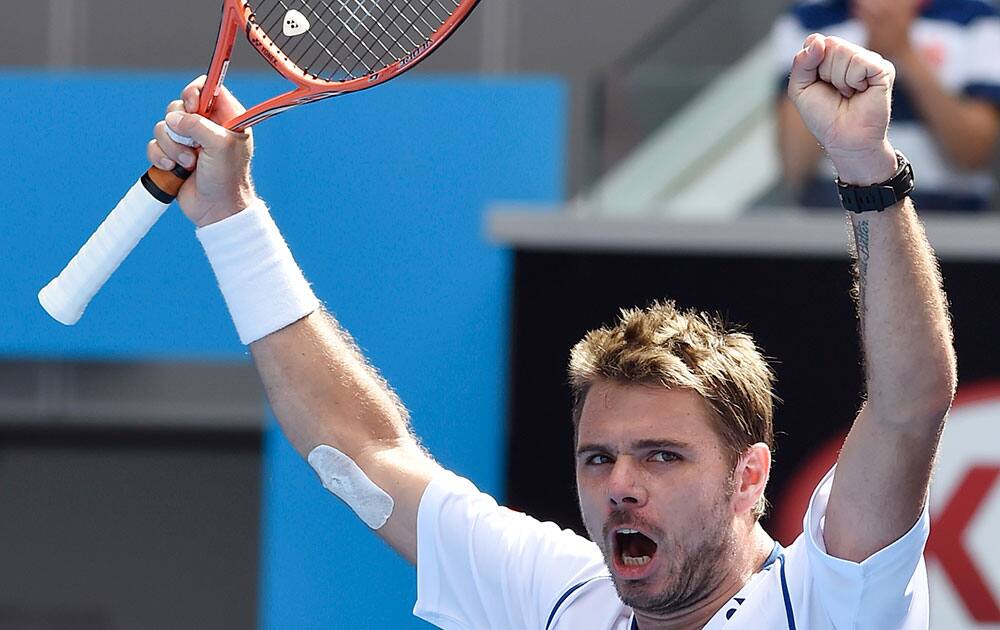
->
[307,445,395,530]
[196,202,319,344]
[165,124,198,148]
[38,179,170,325]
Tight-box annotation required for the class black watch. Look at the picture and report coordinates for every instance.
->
[836,150,915,213]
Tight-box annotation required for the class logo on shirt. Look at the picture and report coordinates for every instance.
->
[725,597,746,620]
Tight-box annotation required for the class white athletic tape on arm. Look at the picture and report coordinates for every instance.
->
[307,445,395,530]
[196,201,319,344]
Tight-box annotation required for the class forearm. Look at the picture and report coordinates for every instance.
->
[251,309,419,459]
[823,198,955,559]
[777,98,826,191]
[849,199,956,425]
[895,49,1000,169]
[251,309,439,561]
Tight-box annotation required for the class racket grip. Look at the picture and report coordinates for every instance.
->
[38,166,189,325]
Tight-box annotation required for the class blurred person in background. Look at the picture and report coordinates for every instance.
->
[773,0,1000,211]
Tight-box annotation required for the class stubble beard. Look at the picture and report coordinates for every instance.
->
[605,496,738,616]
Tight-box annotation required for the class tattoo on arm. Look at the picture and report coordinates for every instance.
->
[853,219,871,322]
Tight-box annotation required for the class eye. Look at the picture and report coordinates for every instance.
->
[584,453,612,465]
[648,451,679,463]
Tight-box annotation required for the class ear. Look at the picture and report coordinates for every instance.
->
[731,443,771,516]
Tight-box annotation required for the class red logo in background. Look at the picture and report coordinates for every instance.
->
[926,466,1000,622]
[771,381,1000,627]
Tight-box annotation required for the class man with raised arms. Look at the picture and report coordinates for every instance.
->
[150,34,955,628]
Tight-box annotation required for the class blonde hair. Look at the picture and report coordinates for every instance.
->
[568,300,776,519]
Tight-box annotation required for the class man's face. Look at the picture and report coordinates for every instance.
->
[575,380,739,615]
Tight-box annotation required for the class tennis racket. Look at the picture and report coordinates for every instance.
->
[39,0,479,325]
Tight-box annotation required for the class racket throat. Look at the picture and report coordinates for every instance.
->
[199,3,242,115]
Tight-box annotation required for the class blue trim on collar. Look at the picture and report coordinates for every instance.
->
[762,541,784,570]
[779,554,797,630]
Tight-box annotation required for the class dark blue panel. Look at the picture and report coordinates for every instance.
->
[791,1,850,31]
[965,82,1000,104]
[923,0,999,25]
[787,0,997,30]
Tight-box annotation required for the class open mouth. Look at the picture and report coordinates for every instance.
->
[614,528,659,567]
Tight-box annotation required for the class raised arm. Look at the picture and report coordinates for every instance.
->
[149,78,440,563]
[787,34,957,562]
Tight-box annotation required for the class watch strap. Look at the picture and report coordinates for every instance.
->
[836,150,915,213]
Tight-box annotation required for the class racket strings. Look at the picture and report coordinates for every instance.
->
[248,0,462,83]
[319,0,432,78]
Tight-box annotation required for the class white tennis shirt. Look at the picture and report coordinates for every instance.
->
[413,467,929,629]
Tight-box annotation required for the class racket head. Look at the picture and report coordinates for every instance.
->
[200,0,480,130]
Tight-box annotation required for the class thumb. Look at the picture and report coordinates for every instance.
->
[165,110,230,152]
[788,34,826,99]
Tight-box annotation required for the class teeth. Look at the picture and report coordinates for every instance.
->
[621,554,651,566]
[618,528,639,534]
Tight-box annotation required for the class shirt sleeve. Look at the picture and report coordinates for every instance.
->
[413,470,608,630]
[785,466,930,629]
[961,12,1000,105]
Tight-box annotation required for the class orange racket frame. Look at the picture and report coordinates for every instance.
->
[38,0,479,326]
[203,0,480,131]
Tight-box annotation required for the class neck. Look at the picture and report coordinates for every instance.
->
[632,524,774,630]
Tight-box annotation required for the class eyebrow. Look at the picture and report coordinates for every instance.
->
[575,438,692,455]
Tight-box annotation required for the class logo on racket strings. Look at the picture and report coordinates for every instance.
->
[283,9,310,37]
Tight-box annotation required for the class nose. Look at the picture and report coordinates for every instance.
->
[607,458,648,508]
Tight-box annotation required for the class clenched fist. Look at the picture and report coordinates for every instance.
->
[788,34,899,186]
[147,76,258,227]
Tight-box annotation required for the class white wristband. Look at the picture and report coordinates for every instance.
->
[196,200,319,344]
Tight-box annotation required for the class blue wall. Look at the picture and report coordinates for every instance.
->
[0,73,565,627]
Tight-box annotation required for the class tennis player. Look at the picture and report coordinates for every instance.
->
[152,34,955,629]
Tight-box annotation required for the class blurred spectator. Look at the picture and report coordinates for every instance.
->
[772,0,1000,211]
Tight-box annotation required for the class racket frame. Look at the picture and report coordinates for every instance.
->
[203,0,480,131]
[39,0,479,326]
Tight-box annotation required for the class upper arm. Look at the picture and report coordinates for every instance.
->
[771,12,823,167]
[354,441,443,563]
[250,310,444,563]
[784,466,930,629]
[823,406,941,562]
[776,96,826,185]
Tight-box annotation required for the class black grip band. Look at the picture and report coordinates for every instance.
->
[140,173,177,204]
[172,164,193,180]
